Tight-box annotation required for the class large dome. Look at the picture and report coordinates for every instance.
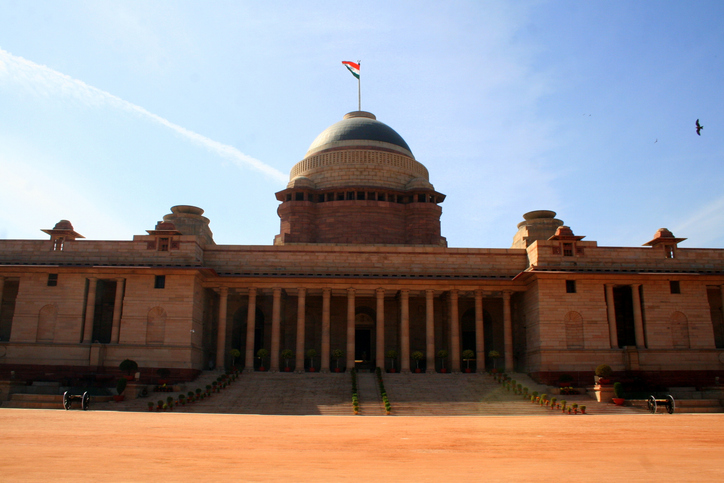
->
[305,111,413,158]
[288,111,430,191]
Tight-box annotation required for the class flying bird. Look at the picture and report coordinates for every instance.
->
[696,119,703,136]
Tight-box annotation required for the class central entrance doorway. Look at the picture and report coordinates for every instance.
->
[354,310,375,371]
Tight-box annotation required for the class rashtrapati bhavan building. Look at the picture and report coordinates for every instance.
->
[1,110,724,386]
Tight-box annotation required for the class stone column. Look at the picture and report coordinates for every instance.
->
[400,290,410,373]
[449,290,460,373]
[605,284,618,349]
[82,278,98,343]
[270,288,282,372]
[295,288,306,373]
[503,291,514,372]
[475,290,484,372]
[632,284,645,349]
[216,287,229,369]
[376,288,386,371]
[321,288,331,373]
[425,290,435,373]
[346,288,356,370]
[111,278,125,344]
[243,288,257,372]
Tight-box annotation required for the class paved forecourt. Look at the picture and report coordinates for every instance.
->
[1,409,723,481]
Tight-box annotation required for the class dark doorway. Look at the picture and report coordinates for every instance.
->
[0,280,19,341]
[92,280,116,344]
[355,329,371,364]
[614,286,636,347]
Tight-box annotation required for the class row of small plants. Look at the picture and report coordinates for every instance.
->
[492,372,586,414]
[147,370,240,411]
[375,367,392,415]
[351,368,359,414]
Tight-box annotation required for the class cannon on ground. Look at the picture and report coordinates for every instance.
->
[62,391,90,410]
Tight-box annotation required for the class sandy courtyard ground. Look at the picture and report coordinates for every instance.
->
[1,409,722,482]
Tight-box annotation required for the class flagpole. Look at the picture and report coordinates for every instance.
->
[357,60,361,111]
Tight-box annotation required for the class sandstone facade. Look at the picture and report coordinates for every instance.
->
[1,111,723,387]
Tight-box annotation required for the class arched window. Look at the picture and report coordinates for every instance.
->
[564,311,584,349]
[146,307,167,344]
[670,311,690,349]
[37,304,57,342]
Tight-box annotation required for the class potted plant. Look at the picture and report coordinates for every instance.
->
[256,348,269,371]
[230,349,241,370]
[281,349,294,372]
[119,359,138,380]
[306,349,317,372]
[147,401,154,411]
[462,349,475,373]
[595,364,613,385]
[572,402,579,414]
[580,405,587,414]
[411,351,424,373]
[386,350,399,373]
[437,349,449,373]
[332,349,344,372]
[488,350,501,371]
[156,368,171,385]
[612,382,625,405]
[114,377,127,402]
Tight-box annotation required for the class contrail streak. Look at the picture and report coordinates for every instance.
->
[0,48,288,183]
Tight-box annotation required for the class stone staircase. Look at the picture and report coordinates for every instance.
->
[8,370,701,416]
[381,372,644,416]
[104,371,353,415]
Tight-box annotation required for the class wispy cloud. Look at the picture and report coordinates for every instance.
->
[0,48,287,183]
[673,195,724,247]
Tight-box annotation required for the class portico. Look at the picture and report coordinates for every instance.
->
[214,281,516,374]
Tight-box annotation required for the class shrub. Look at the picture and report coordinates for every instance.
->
[595,364,613,378]
[613,382,624,398]
[119,359,138,376]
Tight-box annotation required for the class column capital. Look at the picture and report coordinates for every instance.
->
[376,287,386,296]
[474,289,484,297]
[347,287,355,296]
[297,287,306,297]
[248,286,257,296]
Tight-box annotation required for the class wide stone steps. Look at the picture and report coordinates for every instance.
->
[106,371,353,415]
[380,372,644,416]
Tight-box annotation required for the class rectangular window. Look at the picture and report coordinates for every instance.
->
[47,274,58,287]
[566,280,576,293]
[154,275,166,289]
[158,238,169,252]
[563,243,574,257]
[665,245,675,259]
[670,281,681,294]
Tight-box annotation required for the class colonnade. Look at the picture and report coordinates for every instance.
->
[216,287,514,374]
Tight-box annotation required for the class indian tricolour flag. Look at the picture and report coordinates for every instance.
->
[342,61,360,79]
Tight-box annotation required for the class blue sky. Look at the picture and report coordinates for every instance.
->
[1,1,722,249]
